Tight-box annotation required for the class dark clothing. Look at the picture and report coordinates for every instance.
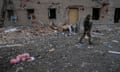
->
[84,20,92,31]
[79,18,92,44]
[79,31,92,44]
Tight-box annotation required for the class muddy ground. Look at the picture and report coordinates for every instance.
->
[0,24,120,72]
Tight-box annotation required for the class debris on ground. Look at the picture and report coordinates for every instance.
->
[48,48,55,52]
[10,53,35,64]
[4,28,18,33]
[0,44,23,48]
[103,42,113,48]
[0,24,119,72]
[108,51,120,54]
[112,40,119,43]
[27,57,35,62]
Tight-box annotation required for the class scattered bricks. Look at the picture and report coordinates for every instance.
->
[0,26,55,44]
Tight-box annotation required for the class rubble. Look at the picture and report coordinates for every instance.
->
[0,24,119,72]
[108,51,120,54]
[4,28,18,33]
[0,25,54,45]
[112,40,119,43]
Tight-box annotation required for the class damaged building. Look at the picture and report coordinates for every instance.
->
[0,0,120,26]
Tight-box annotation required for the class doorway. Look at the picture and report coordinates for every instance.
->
[114,8,120,23]
[26,9,34,19]
[92,8,100,20]
[68,8,79,24]
[7,10,14,20]
[48,8,56,19]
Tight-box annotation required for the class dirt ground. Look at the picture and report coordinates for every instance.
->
[0,24,120,72]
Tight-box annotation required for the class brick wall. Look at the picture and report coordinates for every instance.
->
[3,0,120,26]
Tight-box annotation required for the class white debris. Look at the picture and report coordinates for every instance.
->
[27,57,35,62]
[108,51,120,54]
[85,35,89,39]
[49,48,55,52]
[5,28,17,33]
[0,44,23,48]
[112,40,119,43]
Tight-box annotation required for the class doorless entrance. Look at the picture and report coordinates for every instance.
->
[114,8,120,23]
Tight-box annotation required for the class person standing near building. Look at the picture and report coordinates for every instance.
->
[79,14,92,45]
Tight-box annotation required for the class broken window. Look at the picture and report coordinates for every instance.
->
[114,8,120,23]
[92,8,100,20]
[27,9,36,23]
[26,9,34,19]
[7,10,14,20]
[48,8,56,19]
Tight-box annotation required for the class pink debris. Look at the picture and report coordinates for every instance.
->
[10,58,19,64]
[21,57,26,61]
[10,53,34,64]
[16,55,23,61]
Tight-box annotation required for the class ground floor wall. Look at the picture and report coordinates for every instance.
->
[4,5,119,26]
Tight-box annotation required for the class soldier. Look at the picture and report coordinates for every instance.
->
[79,14,92,45]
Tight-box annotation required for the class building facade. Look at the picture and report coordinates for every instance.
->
[0,0,120,26]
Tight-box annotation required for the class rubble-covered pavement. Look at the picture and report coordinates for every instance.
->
[0,24,120,72]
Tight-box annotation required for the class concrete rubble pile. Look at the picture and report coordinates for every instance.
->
[0,25,54,45]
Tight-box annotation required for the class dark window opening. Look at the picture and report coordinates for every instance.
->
[7,10,14,20]
[114,8,120,23]
[26,9,34,19]
[8,0,13,4]
[92,8,100,20]
[48,8,56,19]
